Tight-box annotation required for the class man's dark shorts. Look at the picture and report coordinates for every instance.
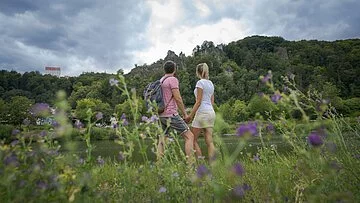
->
[159,114,189,136]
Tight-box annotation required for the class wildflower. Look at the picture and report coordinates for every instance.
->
[4,153,19,167]
[12,129,20,135]
[326,142,337,153]
[242,183,252,191]
[10,140,19,147]
[122,119,129,126]
[19,180,26,187]
[172,172,179,178]
[288,73,295,80]
[159,186,167,193]
[40,130,47,137]
[117,152,125,161]
[30,103,50,117]
[36,180,48,190]
[253,154,260,162]
[236,122,258,137]
[231,163,245,176]
[96,112,103,120]
[307,131,323,147]
[150,115,159,123]
[260,72,272,83]
[196,164,210,179]
[109,78,119,86]
[232,185,245,198]
[23,118,31,126]
[52,120,60,128]
[329,160,342,172]
[266,123,275,134]
[75,120,84,129]
[141,116,149,122]
[271,92,282,104]
[258,92,265,97]
[120,113,126,120]
[113,123,118,129]
[97,156,105,166]
[78,158,85,165]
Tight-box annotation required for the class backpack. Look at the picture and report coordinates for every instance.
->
[143,76,171,113]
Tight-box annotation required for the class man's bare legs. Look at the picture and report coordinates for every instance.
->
[191,127,203,158]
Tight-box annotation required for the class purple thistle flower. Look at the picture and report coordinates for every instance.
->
[109,78,119,86]
[236,122,258,137]
[242,183,252,191]
[113,123,118,129]
[97,156,105,166]
[40,130,47,137]
[266,123,275,134]
[122,119,129,126]
[261,72,272,83]
[120,113,126,120]
[232,185,245,198]
[150,115,159,123]
[96,112,103,120]
[158,186,167,193]
[307,131,323,147]
[10,139,19,147]
[232,163,245,176]
[141,116,149,122]
[12,129,20,135]
[271,92,282,104]
[4,153,19,167]
[196,164,210,179]
[74,120,84,129]
[52,120,60,128]
[30,103,50,117]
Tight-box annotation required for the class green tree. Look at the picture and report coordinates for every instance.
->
[7,96,34,125]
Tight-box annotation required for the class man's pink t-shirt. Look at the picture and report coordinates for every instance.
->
[160,75,178,117]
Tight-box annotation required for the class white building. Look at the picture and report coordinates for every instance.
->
[45,67,61,77]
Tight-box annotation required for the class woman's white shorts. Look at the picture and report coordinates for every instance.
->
[191,110,216,128]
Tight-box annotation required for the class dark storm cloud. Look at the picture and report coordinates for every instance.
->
[0,0,151,75]
[181,0,360,41]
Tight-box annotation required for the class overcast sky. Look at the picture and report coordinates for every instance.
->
[0,0,359,76]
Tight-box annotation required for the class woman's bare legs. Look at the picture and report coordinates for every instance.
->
[204,128,215,161]
[191,127,203,158]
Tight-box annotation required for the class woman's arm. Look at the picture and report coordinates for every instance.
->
[189,87,203,119]
[211,94,214,106]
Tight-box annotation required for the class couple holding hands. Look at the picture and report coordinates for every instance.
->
[157,60,215,162]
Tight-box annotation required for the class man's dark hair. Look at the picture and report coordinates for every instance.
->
[163,60,176,74]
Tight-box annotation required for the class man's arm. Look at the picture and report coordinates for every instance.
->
[171,88,187,117]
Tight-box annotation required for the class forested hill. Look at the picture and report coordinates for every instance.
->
[0,36,359,120]
[126,36,360,105]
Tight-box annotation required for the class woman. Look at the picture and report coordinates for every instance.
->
[186,63,216,161]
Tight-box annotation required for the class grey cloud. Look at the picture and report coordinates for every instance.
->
[0,0,151,75]
[181,0,360,41]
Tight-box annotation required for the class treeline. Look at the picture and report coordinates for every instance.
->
[0,36,359,126]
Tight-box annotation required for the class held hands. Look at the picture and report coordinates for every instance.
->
[184,114,192,124]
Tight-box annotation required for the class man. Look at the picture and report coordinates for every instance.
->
[158,60,194,162]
